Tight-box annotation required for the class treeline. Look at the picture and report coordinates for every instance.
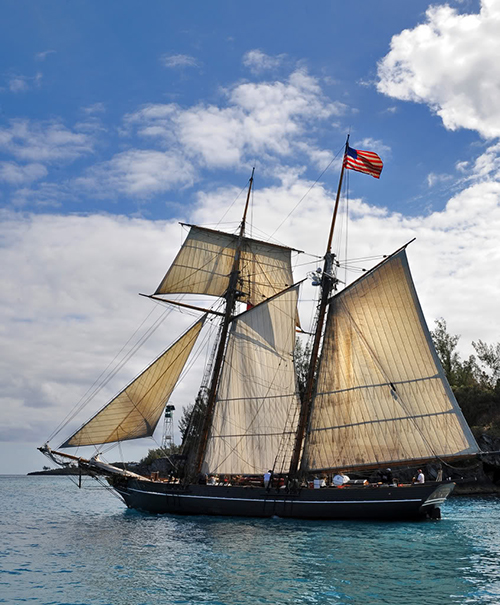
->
[431,319,500,438]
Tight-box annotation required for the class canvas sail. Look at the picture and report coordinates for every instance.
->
[203,285,301,475]
[62,317,205,447]
[155,225,295,306]
[301,250,479,473]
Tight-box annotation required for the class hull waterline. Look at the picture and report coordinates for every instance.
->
[110,478,454,520]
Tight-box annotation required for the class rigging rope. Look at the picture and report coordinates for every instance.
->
[49,305,173,442]
[269,143,345,240]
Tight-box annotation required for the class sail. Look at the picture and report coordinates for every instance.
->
[155,225,295,306]
[301,250,479,473]
[61,317,205,448]
[203,285,301,475]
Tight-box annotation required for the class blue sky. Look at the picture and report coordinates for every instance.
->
[2,0,499,473]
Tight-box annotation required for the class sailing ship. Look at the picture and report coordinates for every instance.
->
[40,140,480,520]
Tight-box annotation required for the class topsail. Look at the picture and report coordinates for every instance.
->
[155,225,296,307]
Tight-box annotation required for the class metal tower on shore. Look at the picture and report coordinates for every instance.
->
[162,404,175,451]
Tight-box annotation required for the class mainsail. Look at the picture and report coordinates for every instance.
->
[203,285,301,475]
[61,317,205,447]
[301,249,479,473]
[154,225,296,307]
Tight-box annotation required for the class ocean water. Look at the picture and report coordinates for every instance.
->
[1,476,499,605]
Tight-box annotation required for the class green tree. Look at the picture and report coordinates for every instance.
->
[179,388,208,447]
[139,445,180,466]
[294,336,311,402]
[472,340,500,389]
[431,318,500,437]
[431,318,462,387]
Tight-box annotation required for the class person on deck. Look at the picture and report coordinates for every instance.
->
[332,471,350,486]
[263,470,272,489]
[414,469,425,484]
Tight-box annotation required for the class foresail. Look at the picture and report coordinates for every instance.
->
[154,225,295,306]
[301,250,479,473]
[203,285,301,475]
[61,317,205,448]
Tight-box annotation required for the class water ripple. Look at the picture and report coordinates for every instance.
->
[1,477,499,604]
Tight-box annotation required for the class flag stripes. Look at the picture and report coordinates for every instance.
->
[343,146,383,179]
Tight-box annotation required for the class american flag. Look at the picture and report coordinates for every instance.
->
[343,146,383,179]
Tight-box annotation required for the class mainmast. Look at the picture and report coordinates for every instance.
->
[288,136,349,477]
[194,168,255,474]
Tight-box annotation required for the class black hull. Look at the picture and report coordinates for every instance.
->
[110,478,454,520]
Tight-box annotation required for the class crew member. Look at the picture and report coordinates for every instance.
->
[415,469,425,484]
[333,471,350,486]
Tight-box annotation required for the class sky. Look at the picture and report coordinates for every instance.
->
[2,0,500,473]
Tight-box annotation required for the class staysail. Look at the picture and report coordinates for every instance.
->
[154,225,296,307]
[61,317,205,447]
[301,249,479,473]
[203,285,301,475]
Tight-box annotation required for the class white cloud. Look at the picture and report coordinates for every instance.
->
[9,76,29,93]
[0,162,48,185]
[161,54,200,69]
[242,50,286,74]
[0,119,93,163]
[76,149,196,197]
[35,50,56,62]
[126,70,347,169]
[82,102,106,115]
[8,72,42,92]
[427,172,453,188]
[352,137,391,159]
[11,182,74,208]
[0,212,211,470]
[378,0,500,138]
[3,147,500,472]
[470,141,500,179]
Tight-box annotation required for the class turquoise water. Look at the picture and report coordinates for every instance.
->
[1,476,499,605]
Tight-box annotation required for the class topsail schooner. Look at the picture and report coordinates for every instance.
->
[40,140,479,520]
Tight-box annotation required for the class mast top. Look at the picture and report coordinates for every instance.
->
[326,134,349,255]
[241,167,255,232]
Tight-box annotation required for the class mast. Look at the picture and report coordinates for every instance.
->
[194,168,255,474]
[288,136,349,477]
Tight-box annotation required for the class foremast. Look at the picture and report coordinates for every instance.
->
[194,168,255,475]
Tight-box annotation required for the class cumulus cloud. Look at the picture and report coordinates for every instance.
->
[76,149,196,197]
[242,50,286,74]
[0,162,48,185]
[0,119,93,163]
[3,147,500,471]
[126,70,347,169]
[378,0,500,138]
[161,53,200,69]
[0,212,214,467]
